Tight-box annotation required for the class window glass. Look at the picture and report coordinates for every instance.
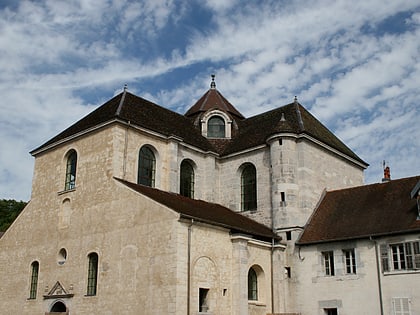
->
[248,268,258,300]
[87,253,98,296]
[343,249,356,274]
[207,116,225,138]
[180,160,194,198]
[29,261,39,299]
[138,146,156,187]
[241,164,257,211]
[65,150,77,190]
[323,251,335,276]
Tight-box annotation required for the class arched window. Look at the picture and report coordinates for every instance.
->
[207,116,225,138]
[65,150,77,190]
[241,163,257,211]
[138,146,156,187]
[180,160,194,198]
[248,267,258,301]
[29,261,39,299]
[87,253,98,296]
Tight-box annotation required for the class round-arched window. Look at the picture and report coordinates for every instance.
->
[207,116,225,138]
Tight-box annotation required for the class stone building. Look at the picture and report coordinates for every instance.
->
[0,77,369,315]
[296,175,420,315]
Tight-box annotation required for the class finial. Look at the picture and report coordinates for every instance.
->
[123,84,128,92]
[210,74,216,89]
[382,160,391,182]
[294,96,298,104]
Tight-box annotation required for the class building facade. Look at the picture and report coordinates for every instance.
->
[0,78,376,314]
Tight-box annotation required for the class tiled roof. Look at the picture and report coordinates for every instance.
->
[115,178,279,242]
[31,89,367,168]
[297,175,420,245]
[185,87,245,120]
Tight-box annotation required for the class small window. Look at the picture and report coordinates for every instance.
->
[392,297,411,315]
[207,116,225,138]
[323,251,335,276]
[241,163,257,211]
[286,231,292,241]
[138,146,156,187]
[65,150,77,190]
[199,288,209,312]
[324,308,338,315]
[87,252,98,296]
[58,248,67,265]
[343,249,356,274]
[29,261,39,299]
[180,160,194,198]
[248,268,258,301]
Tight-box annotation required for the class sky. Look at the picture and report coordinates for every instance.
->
[0,0,419,201]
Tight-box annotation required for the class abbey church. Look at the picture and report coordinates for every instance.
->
[0,77,419,315]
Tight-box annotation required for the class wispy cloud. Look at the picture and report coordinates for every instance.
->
[0,0,419,200]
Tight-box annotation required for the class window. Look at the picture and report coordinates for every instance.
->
[87,253,98,296]
[180,160,194,198]
[199,288,209,312]
[248,268,258,300]
[207,116,225,138]
[392,298,411,315]
[241,163,257,211]
[29,261,39,299]
[343,249,356,274]
[323,251,335,276]
[138,146,156,187]
[381,241,420,272]
[324,308,338,315]
[65,150,77,190]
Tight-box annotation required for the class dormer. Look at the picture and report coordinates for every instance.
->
[185,75,244,139]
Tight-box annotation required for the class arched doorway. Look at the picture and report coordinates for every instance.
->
[46,301,68,314]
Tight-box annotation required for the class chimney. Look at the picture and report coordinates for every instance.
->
[382,161,391,182]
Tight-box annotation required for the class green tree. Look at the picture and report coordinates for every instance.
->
[0,199,27,232]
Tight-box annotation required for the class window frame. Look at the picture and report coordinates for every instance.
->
[322,251,335,276]
[64,150,77,190]
[180,160,194,198]
[382,241,420,273]
[343,248,357,274]
[207,116,225,138]
[248,267,258,301]
[137,146,156,187]
[241,163,257,211]
[86,252,98,296]
[29,261,39,299]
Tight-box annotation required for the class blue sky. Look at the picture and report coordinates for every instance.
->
[0,0,419,201]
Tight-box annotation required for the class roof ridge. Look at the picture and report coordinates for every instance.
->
[115,88,127,116]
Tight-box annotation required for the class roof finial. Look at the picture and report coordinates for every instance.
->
[123,84,128,92]
[294,95,298,104]
[210,74,216,89]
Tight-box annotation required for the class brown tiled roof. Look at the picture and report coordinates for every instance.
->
[31,89,366,168]
[185,87,245,120]
[115,178,279,242]
[297,176,420,245]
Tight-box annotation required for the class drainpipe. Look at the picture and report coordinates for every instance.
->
[271,238,275,314]
[187,219,194,315]
[371,236,384,315]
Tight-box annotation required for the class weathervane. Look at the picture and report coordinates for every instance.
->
[210,74,216,89]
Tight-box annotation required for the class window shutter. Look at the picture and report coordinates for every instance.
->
[380,244,389,272]
[414,242,420,269]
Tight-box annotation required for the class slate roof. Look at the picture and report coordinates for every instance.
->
[30,87,367,167]
[115,178,279,242]
[297,175,420,245]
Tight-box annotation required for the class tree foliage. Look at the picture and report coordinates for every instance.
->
[0,199,27,232]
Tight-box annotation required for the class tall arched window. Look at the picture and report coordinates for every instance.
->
[65,150,77,190]
[180,160,194,198]
[87,253,98,296]
[248,267,258,301]
[29,261,39,299]
[138,146,156,187]
[241,163,257,211]
[207,116,225,138]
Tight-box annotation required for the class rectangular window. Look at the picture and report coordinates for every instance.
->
[343,249,356,274]
[29,262,39,299]
[382,241,420,272]
[324,308,338,315]
[323,251,335,276]
[199,288,209,312]
[392,297,411,315]
[87,253,98,296]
